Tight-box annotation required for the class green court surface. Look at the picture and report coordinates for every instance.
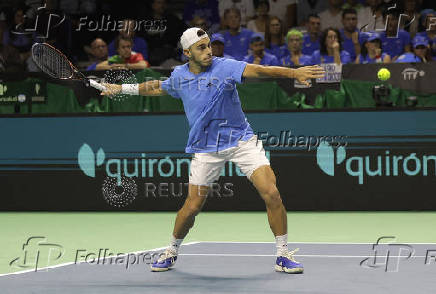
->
[1,212,435,275]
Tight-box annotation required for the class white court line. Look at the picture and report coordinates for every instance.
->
[0,241,200,278]
[180,253,428,258]
[196,241,436,245]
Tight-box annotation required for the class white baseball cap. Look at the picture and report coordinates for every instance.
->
[180,27,209,50]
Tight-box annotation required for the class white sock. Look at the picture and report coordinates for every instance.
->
[169,235,184,254]
[275,234,288,256]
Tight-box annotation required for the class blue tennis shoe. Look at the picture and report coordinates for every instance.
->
[151,248,177,272]
[275,248,304,274]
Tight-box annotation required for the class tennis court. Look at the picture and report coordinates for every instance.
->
[1,212,435,293]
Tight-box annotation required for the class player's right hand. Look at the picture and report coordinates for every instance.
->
[101,83,121,96]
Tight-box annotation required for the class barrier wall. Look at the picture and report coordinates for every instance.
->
[1,110,435,211]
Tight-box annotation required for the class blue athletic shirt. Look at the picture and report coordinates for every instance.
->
[339,29,359,62]
[243,52,280,65]
[395,52,424,63]
[302,33,320,55]
[310,50,351,64]
[380,30,411,59]
[222,28,254,61]
[265,43,289,61]
[161,57,254,153]
[281,54,312,66]
[358,53,389,64]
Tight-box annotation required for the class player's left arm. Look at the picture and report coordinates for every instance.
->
[242,64,325,86]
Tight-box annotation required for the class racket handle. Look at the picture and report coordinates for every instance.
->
[89,79,106,92]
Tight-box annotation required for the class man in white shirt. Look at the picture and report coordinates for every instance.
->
[268,0,297,29]
[218,0,255,26]
[357,0,385,32]
[319,0,344,30]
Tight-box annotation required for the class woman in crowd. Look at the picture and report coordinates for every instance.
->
[281,29,311,66]
[355,32,391,64]
[310,27,351,65]
[264,16,288,61]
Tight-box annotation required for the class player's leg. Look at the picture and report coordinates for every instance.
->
[151,152,224,272]
[232,135,303,273]
[250,165,303,273]
[250,165,286,237]
[172,184,209,239]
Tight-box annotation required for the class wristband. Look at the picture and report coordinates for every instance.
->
[121,84,139,95]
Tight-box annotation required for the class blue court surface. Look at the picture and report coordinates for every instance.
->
[1,241,435,294]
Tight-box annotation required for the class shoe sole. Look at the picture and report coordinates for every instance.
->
[151,267,170,272]
[275,265,304,274]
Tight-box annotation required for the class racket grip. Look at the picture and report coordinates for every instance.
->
[89,79,106,92]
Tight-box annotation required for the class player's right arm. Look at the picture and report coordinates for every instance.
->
[101,80,167,97]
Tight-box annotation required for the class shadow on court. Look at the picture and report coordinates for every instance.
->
[2,242,435,294]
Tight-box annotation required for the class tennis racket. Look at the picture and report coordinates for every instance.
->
[31,42,106,92]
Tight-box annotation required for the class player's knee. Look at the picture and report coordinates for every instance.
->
[261,185,282,207]
[183,202,203,217]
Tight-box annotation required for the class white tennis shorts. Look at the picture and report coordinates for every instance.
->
[189,135,270,186]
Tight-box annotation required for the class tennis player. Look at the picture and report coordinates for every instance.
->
[101,27,325,274]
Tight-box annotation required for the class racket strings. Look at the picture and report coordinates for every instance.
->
[32,43,74,79]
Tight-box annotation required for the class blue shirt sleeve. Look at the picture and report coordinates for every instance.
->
[222,58,248,84]
[340,51,352,64]
[86,62,97,71]
[134,37,148,60]
[242,55,252,63]
[271,56,280,66]
[161,71,181,99]
[108,40,116,57]
[401,30,411,49]
[310,50,321,65]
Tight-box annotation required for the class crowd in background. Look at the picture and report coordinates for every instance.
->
[0,0,435,73]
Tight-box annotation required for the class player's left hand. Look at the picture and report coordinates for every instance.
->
[294,65,326,86]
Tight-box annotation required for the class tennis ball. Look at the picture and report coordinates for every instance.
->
[377,68,391,81]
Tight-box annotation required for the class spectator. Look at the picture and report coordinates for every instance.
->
[355,32,391,63]
[281,29,312,66]
[302,14,321,55]
[319,0,344,30]
[357,0,384,32]
[243,33,279,65]
[246,0,269,37]
[264,16,288,61]
[340,8,361,62]
[401,0,421,38]
[108,19,148,60]
[379,8,411,61]
[266,0,297,29]
[143,0,187,66]
[86,38,108,71]
[221,8,254,61]
[310,27,352,65]
[3,6,32,55]
[96,36,149,70]
[416,9,436,57]
[190,15,211,34]
[297,0,328,26]
[396,35,433,63]
[211,33,234,58]
[183,0,220,33]
[2,5,33,71]
[218,0,255,27]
